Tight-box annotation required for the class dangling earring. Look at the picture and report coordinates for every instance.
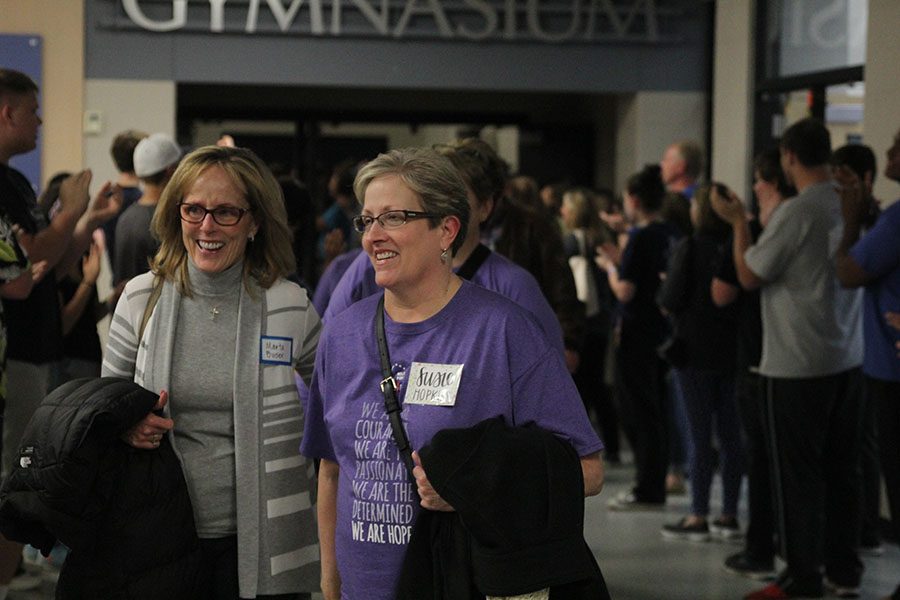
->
[440,248,449,264]
[249,232,255,242]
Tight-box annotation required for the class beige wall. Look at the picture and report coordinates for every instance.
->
[863,0,900,204]
[711,0,754,201]
[2,0,84,182]
[83,79,177,188]
[614,92,708,193]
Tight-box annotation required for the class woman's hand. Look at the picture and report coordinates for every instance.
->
[12,223,35,259]
[412,451,454,512]
[81,241,102,286]
[122,390,174,449]
[86,181,123,226]
[599,210,627,234]
[710,185,746,226]
[30,259,48,285]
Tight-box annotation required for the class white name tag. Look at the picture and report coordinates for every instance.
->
[403,362,463,407]
[260,336,293,365]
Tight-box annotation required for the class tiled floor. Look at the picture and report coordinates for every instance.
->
[10,459,899,599]
[589,461,899,600]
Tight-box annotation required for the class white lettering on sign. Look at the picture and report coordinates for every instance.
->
[122,0,187,32]
[120,0,666,43]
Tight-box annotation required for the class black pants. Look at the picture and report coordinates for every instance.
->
[616,341,668,503]
[868,378,900,544]
[198,537,309,600]
[735,370,775,561]
[860,378,883,546]
[573,314,620,458]
[764,369,864,590]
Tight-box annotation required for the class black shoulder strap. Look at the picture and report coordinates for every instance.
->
[456,243,491,281]
[375,295,416,475]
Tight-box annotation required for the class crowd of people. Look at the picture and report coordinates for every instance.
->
[0,64,899,600]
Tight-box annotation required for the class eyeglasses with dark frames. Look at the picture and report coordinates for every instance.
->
[179,202,249,226]
[352,209,440,233]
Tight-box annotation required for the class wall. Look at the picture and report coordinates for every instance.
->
[614,91,707,193]
[83,79,177,189]
[2,0,84,183]
[711,0,754,200]
[190,120,516,168]
[863,0,900,203]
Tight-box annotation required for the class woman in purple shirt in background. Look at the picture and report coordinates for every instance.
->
[301,147,603,600]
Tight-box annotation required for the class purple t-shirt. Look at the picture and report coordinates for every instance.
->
[312,248,363,316]
[850,199,900,381]
[302,280,602,600]
[323,248,565,354]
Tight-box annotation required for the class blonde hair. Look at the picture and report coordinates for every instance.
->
[150,145,295,295]
[354,147,470,256]
[561,188,598,229]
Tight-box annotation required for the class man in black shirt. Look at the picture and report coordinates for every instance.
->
[0,68,121,593]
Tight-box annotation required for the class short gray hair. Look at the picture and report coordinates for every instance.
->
[354,147,470,255]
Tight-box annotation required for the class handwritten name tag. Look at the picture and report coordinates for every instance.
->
[403,362,464,407]
[260,336,293,365]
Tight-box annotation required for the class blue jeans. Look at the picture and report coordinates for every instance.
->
[667,369,692,475]
[673,367,744,517]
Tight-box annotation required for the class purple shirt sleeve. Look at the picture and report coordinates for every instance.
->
[850,201,900,278]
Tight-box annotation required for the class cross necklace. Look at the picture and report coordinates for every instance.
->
[209,306,221,320]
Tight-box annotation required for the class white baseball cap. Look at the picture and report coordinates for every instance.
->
[133,133,182,178]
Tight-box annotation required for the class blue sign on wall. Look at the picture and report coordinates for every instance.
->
[1,34,43,194]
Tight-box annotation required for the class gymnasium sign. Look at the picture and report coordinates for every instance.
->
[117,0,682,43]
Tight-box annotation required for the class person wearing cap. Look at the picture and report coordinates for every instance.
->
[113,132,182,287]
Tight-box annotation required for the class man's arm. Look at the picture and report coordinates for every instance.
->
[56,180,122,276]
[596,245,635,303]
[711,277,740,307]
[834,166,872,288]
[711,188,764,291]
[20,170,92,268]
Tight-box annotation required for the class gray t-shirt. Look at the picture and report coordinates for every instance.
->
[745,180,863,378]
[169,260,242,537]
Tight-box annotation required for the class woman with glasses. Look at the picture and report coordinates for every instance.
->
[301,147,604,600]
[323,140,564,354]
[102,145,322,599]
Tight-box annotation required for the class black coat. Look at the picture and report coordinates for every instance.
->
[396,417,610,600]
[0,377,203,599]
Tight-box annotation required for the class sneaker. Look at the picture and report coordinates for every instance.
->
[724,551,776,581]
[661,516,710,542]
[824,577,860,598]
[744,582,823,599]
[709,516,744,542]
[9,571,42,591]
[745,583,792,600]
[606,490,665,511]
[884,583,900,600]
[859,542,885,557]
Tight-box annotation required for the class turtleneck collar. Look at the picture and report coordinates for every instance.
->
[187,256,245,297]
